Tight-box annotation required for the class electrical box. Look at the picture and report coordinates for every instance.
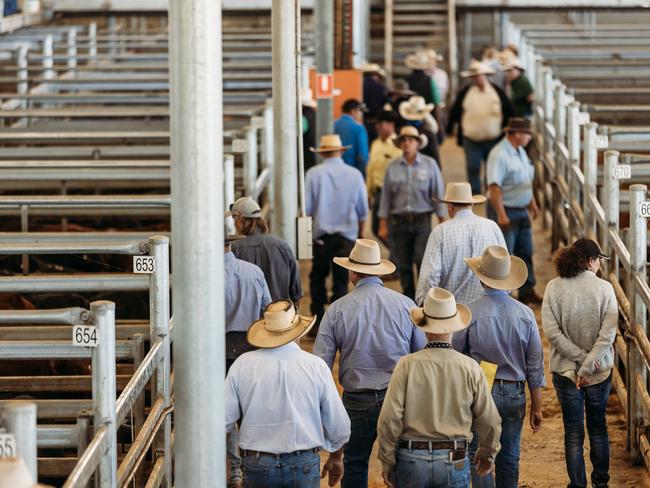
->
[297,216,313,260]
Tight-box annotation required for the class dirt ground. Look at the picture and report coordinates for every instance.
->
[298,139,650,487]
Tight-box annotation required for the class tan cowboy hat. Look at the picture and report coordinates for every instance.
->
[405,50,434,70]
[393,125,428,150]
[426,49,444,63]
[301,87,316,108]
[438,182,486,205]
[309,134,351,153]
[465,245,528,291]
[410,287,472,334]
[399,95,434,122]
[460,59,496,78]
[0,457,52,488]
[501,56,525,72]
[389,79,416,97]
[504,117,532,134]
[333,239,396,276]
[247,300,316,349]
[360,61,387,78]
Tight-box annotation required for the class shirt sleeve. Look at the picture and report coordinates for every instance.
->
[312,309,338,371]
[415,229,442,306]
[377,358,408,473]
[541,284,589,365]
[578,284,618,377]
[319,362,351,452]
[367,142,379,195]
[430,162,446,219]
[452,322,470,355]
[410,325,427,352]
[471,367,502,463]
[287,251,303,302]
[225,362,242,433]
[378,167,391,219]
[357,125,369,171]
[259,278,272,315]
[525,314,546,391]
[355,173,369,221]
[486,151,505,187]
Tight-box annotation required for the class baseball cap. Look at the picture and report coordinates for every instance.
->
[572,238,610,260]
[226,196,262,219]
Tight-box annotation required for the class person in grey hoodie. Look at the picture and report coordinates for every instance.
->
[542,238,618,488]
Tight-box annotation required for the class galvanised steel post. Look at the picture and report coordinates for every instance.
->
[384,0,393,82]
[272,0,298,253]
[88,22,97,59]
[91,301,117,488]
[42,35,54,80]
[262,102,275,214]
[244,125,258,197]
[582,122,597,239]
[67,28,77,70]
[224,154,235,212]
[169,0,225,485]
[315,0,334,143]
[603,150,619,277]
[3,401,37,481]
[543,68,554,124]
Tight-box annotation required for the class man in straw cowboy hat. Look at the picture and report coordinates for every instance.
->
[377,287,501,488]
[501,57,534,118]
[377,125,446,300]
[313,239,426,488]
[306,134,368,332]
[454,245,545,488]
[361,61,389,143]
[486,117,541,304]
[226,300,351,488]
[335,98,370,176]
[447,59,514,195]
[415,182,506,307]
[398,95,441,164]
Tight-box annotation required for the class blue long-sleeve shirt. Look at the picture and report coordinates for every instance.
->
[224,251,271,333]
[452,289,546,391]
[335,114,369,176]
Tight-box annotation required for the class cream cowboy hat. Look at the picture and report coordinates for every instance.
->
[501,56,525,72]
[399,95,434,122]
[0,457,51,488]
[247,300,316,349]
[393,125,428,150]
[426,49,444,63]
[410,287,472,334]
[465,245,528,291]
[405,50,434,70]
[360,61,387,78]
[309,134,352,153]
[460,59,496,78]
[301,87,317,108]
[438,182,486,205]
[333,239,396,276]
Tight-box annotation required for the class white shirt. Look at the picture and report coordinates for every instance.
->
[415,208,506,306]
[461,84,503,142]
[226,342,351,454]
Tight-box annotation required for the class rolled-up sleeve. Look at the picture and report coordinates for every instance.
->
[471,368,502,463]
[525,314,546,391]
[377,358,408,473]
[486,152,505,187]
[355,173,369,221]
[319,363,351,452]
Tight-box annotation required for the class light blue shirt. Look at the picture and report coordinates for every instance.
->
[486,137,534,208]
[334,113,369,175]
[452,289,546,391]
[224,251,271,333]
[305,157,369,241]
[313,276,427,392]
[378,153,446,219]
[226,342,351,453]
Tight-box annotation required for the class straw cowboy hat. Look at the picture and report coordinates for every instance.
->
[247,300,316,349]
[360,61,387,78]
[309,134,351,153]
[501,56,525,72]
[409,287,472,334]
[405,50,434,70]
[389,79,416,97]
[460,59,496,78]
[504,117,532,134]
[399,95,434,121]
[333,239,396,276]
[0,457,51,488]
[393,125,428,150]
[426,49,444,63]
[301,87,316,108]
[465,245,528,291]
[438,182,486,205]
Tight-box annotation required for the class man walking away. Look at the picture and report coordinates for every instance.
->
[335,98,370,176]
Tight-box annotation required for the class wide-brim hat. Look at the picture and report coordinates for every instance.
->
[333,238,396,275]
[389,79,416,97]
[501,56,525,72]
[426,49,444,63]
[360,61,387,78]
[460,59,496,78]
[405,50,434,70]
[310,134,352,153]
[465,245,528,291]
[409,287,472,334]
[399,95,434,121]
[301,87,317,108]
[504,117,532,134]
[437,182,486,204]
[247,300,316,349]
[393,125,428,150]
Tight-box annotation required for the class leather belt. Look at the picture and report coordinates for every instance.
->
[241,447,319,458]
[495,379,525,385]
[398,440,467,451]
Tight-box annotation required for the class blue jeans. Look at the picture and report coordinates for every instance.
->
[242,450,320,488]
[394,447,470,488]
[463,137,499,195]
[470,381,526,488]
[388,213,431,299]
[553,372,611,488]
[342,390,385,488]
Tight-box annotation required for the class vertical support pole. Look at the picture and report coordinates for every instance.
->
[272,0,298,253]
[88,22,97,59]
[583,122,597,239]
[42,34,54,80]
[244,125,258,197]
[91,301,117,488]
[108,16,118,56]
[17,45,28,97]
[262,101,275,214]
[224,154,235,210]
[169,0,224,484]
[463,10,472,74]
[384,0,393,82]
[351,0,366,67]
[67,28,77,71]
[603,150,619,277]
[543,68,553,123]
[3,401,37,481]
[447,0,458,97]
[315,0,334,144]
[499,12,510,48]
[76,410,92,463]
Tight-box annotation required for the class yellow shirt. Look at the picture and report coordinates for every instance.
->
[367,135,403,196]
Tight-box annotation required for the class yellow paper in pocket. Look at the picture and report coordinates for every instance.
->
[480,361,498,390]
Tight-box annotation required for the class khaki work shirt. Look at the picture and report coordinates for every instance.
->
[367,135,403,196]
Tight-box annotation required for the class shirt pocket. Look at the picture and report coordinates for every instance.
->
[415,169,430,190]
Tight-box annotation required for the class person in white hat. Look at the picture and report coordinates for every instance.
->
[447,59,515,195]
[226,300,351,488]
[361,62,389,143]
[377,287,501,488]
[377,125,446,300]
[306,134,368,332]
[453,245,544,488]
[398,95,441,164]
[502,57,534,118]
[415,182,506,306]
[426,49,450,104]
[229,196,302,304]
[313,239,426,488]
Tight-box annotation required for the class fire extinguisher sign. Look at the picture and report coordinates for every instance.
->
[316,73,334,99]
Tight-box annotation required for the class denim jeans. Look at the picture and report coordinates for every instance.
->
[553,372,612,488]
[470,381,526,488]
[462,137,499,195]
[486,205,536,296]
[242,450,320,488]
[341,390,385,488]
[393,447,470,488]
[388,213,431,299]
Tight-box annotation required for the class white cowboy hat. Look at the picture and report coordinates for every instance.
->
[333,239,396,276]
[0,457,51,488]
[426,49,444,63]
[465,245,528,291]
[405,50,434,70]
[460,59,496,78]
[301,87,316,108]
[437,182,486,205]
[399,95,434,122]
[360,61,387,78]
[309,134,352,153]
[247,300,316,349]
[409,287,472,334]
[501,56,525,72]
[393,125,428,150]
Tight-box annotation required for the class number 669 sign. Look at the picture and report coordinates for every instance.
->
[639,202,650,219]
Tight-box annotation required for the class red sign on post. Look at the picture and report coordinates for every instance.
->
[316,73,334,99]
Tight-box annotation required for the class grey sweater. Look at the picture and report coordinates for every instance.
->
[542,270,618,382]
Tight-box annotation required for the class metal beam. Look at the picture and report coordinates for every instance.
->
[315,0,334,142]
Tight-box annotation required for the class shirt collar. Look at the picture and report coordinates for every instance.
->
[454,208,474,219]
[323,156,344,165]
[484,288,509,296]
[356,276,384,289]
[503,138,523,156]
[224,251,235,265]
[399,153,421,166]
[341,114,355,123]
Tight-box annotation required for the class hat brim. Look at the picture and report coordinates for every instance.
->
[225,234,246,243]
[302,99,317,108]
[399,103,434,122]
[438,194,487,205]
[501,65,525,72]
[333,257,396,276]
[504,127,532,134]
[393,133,428,150]
[464,255,528,291]
[309,145,353,153]
[409,304,472,334]
[405,58,432,70]
[247,314,316,349]
[460,68,496,78]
